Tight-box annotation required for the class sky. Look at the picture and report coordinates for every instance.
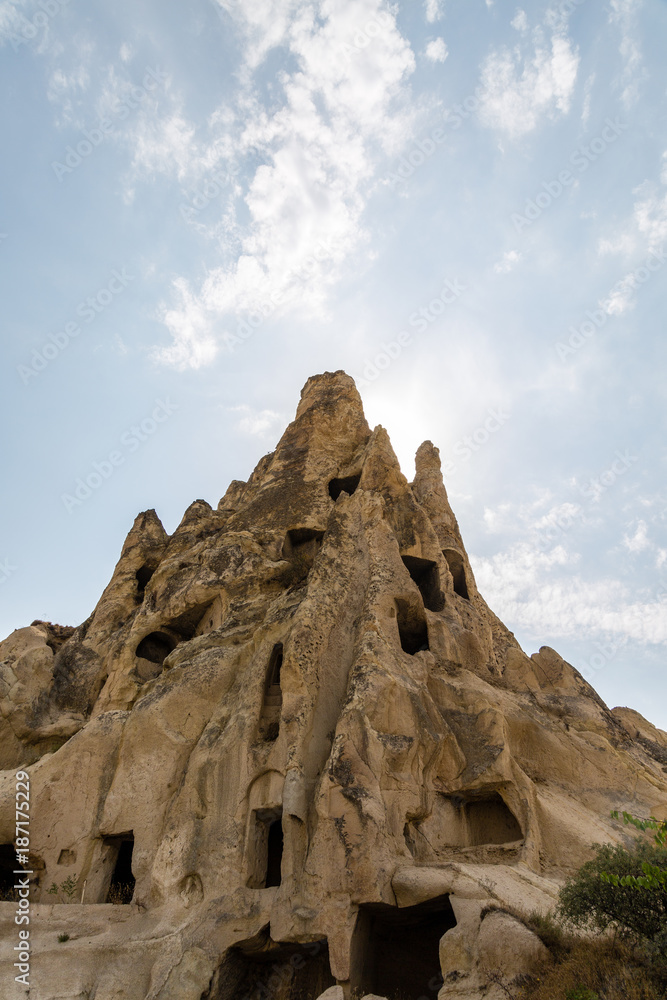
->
[1,0,666,730]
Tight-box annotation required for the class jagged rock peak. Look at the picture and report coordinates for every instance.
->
[1,371,666,1000]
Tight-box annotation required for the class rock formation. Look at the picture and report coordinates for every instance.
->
[1,371,666,1000]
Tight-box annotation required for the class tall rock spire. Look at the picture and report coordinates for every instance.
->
[0,372,665,1000]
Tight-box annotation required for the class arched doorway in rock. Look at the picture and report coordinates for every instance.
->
[351,894,456,1000]
[442,549,469,600]
[205,927,335,1000]
[103,833,136,903]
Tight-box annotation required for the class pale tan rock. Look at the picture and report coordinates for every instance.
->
[0,371,665,1000]
[317,987,345,1000]
[477,909,552,978]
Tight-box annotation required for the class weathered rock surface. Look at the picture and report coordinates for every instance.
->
[1,371,666,1000]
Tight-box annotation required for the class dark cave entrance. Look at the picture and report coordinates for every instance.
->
[396,598,429,654]
[104,834,135,904]
[248,809,283,889]
[442,549,469,600]
[402,556,445,612]
[260,643,283,741]
[0,843,17,899]
[265,818,284,888]
[135,564,154,598]
[328,473,361,501]
[206,928,335,1000]
[135,631,176,665]
[351,895,455,1000]
[282,528,325,560]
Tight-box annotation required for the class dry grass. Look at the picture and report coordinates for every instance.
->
[519,937,664,1000]
[478,908,665,1000]
[106,882,134,904]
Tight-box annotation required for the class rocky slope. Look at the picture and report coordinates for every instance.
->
[1,371,666,1000]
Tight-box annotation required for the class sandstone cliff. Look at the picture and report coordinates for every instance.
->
[1,371,665,1000]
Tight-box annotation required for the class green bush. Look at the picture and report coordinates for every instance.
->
[47,874,79,903]
[557,840,667,944]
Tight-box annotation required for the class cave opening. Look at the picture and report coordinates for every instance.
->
[247,809,283,889]
[206,929,334,1000]
[260,644,283,741]
[135,564,154,597]
[135,631,176,665]
[0,843,17,900]
[401,556,445,612]
[464,793,523,846]
[442,549,469,600]
[328,473,361,501]
[104,834,135,904]
[265,818,284,888]
[396,599,429,654]
[282,528,325,559]
[351,895,455,1000]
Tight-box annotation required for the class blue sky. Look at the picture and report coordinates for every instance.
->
[1,0,666,729]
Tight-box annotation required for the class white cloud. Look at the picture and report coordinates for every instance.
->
[154,278,218,370]
[424,0,444,23]
[634,184,667,252]
[425,38,448,63]
[472,542,667,645]
[595,156,667,314]
[473,481,667,651]
[216,0,303,71]
[580,71,595,126]
[608,0,646,108]
[0,0,56,53]
[493,249,522,274]
[597,232,637,257]
[624,520,649,553]
[45,44,95,126]
[602,273,638,316]
[47,64,91,102]
[229,406,285,437]
[155,0,417,369]
[477,22,579,137]
[130,114,196,181]
[511,9,528,34]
